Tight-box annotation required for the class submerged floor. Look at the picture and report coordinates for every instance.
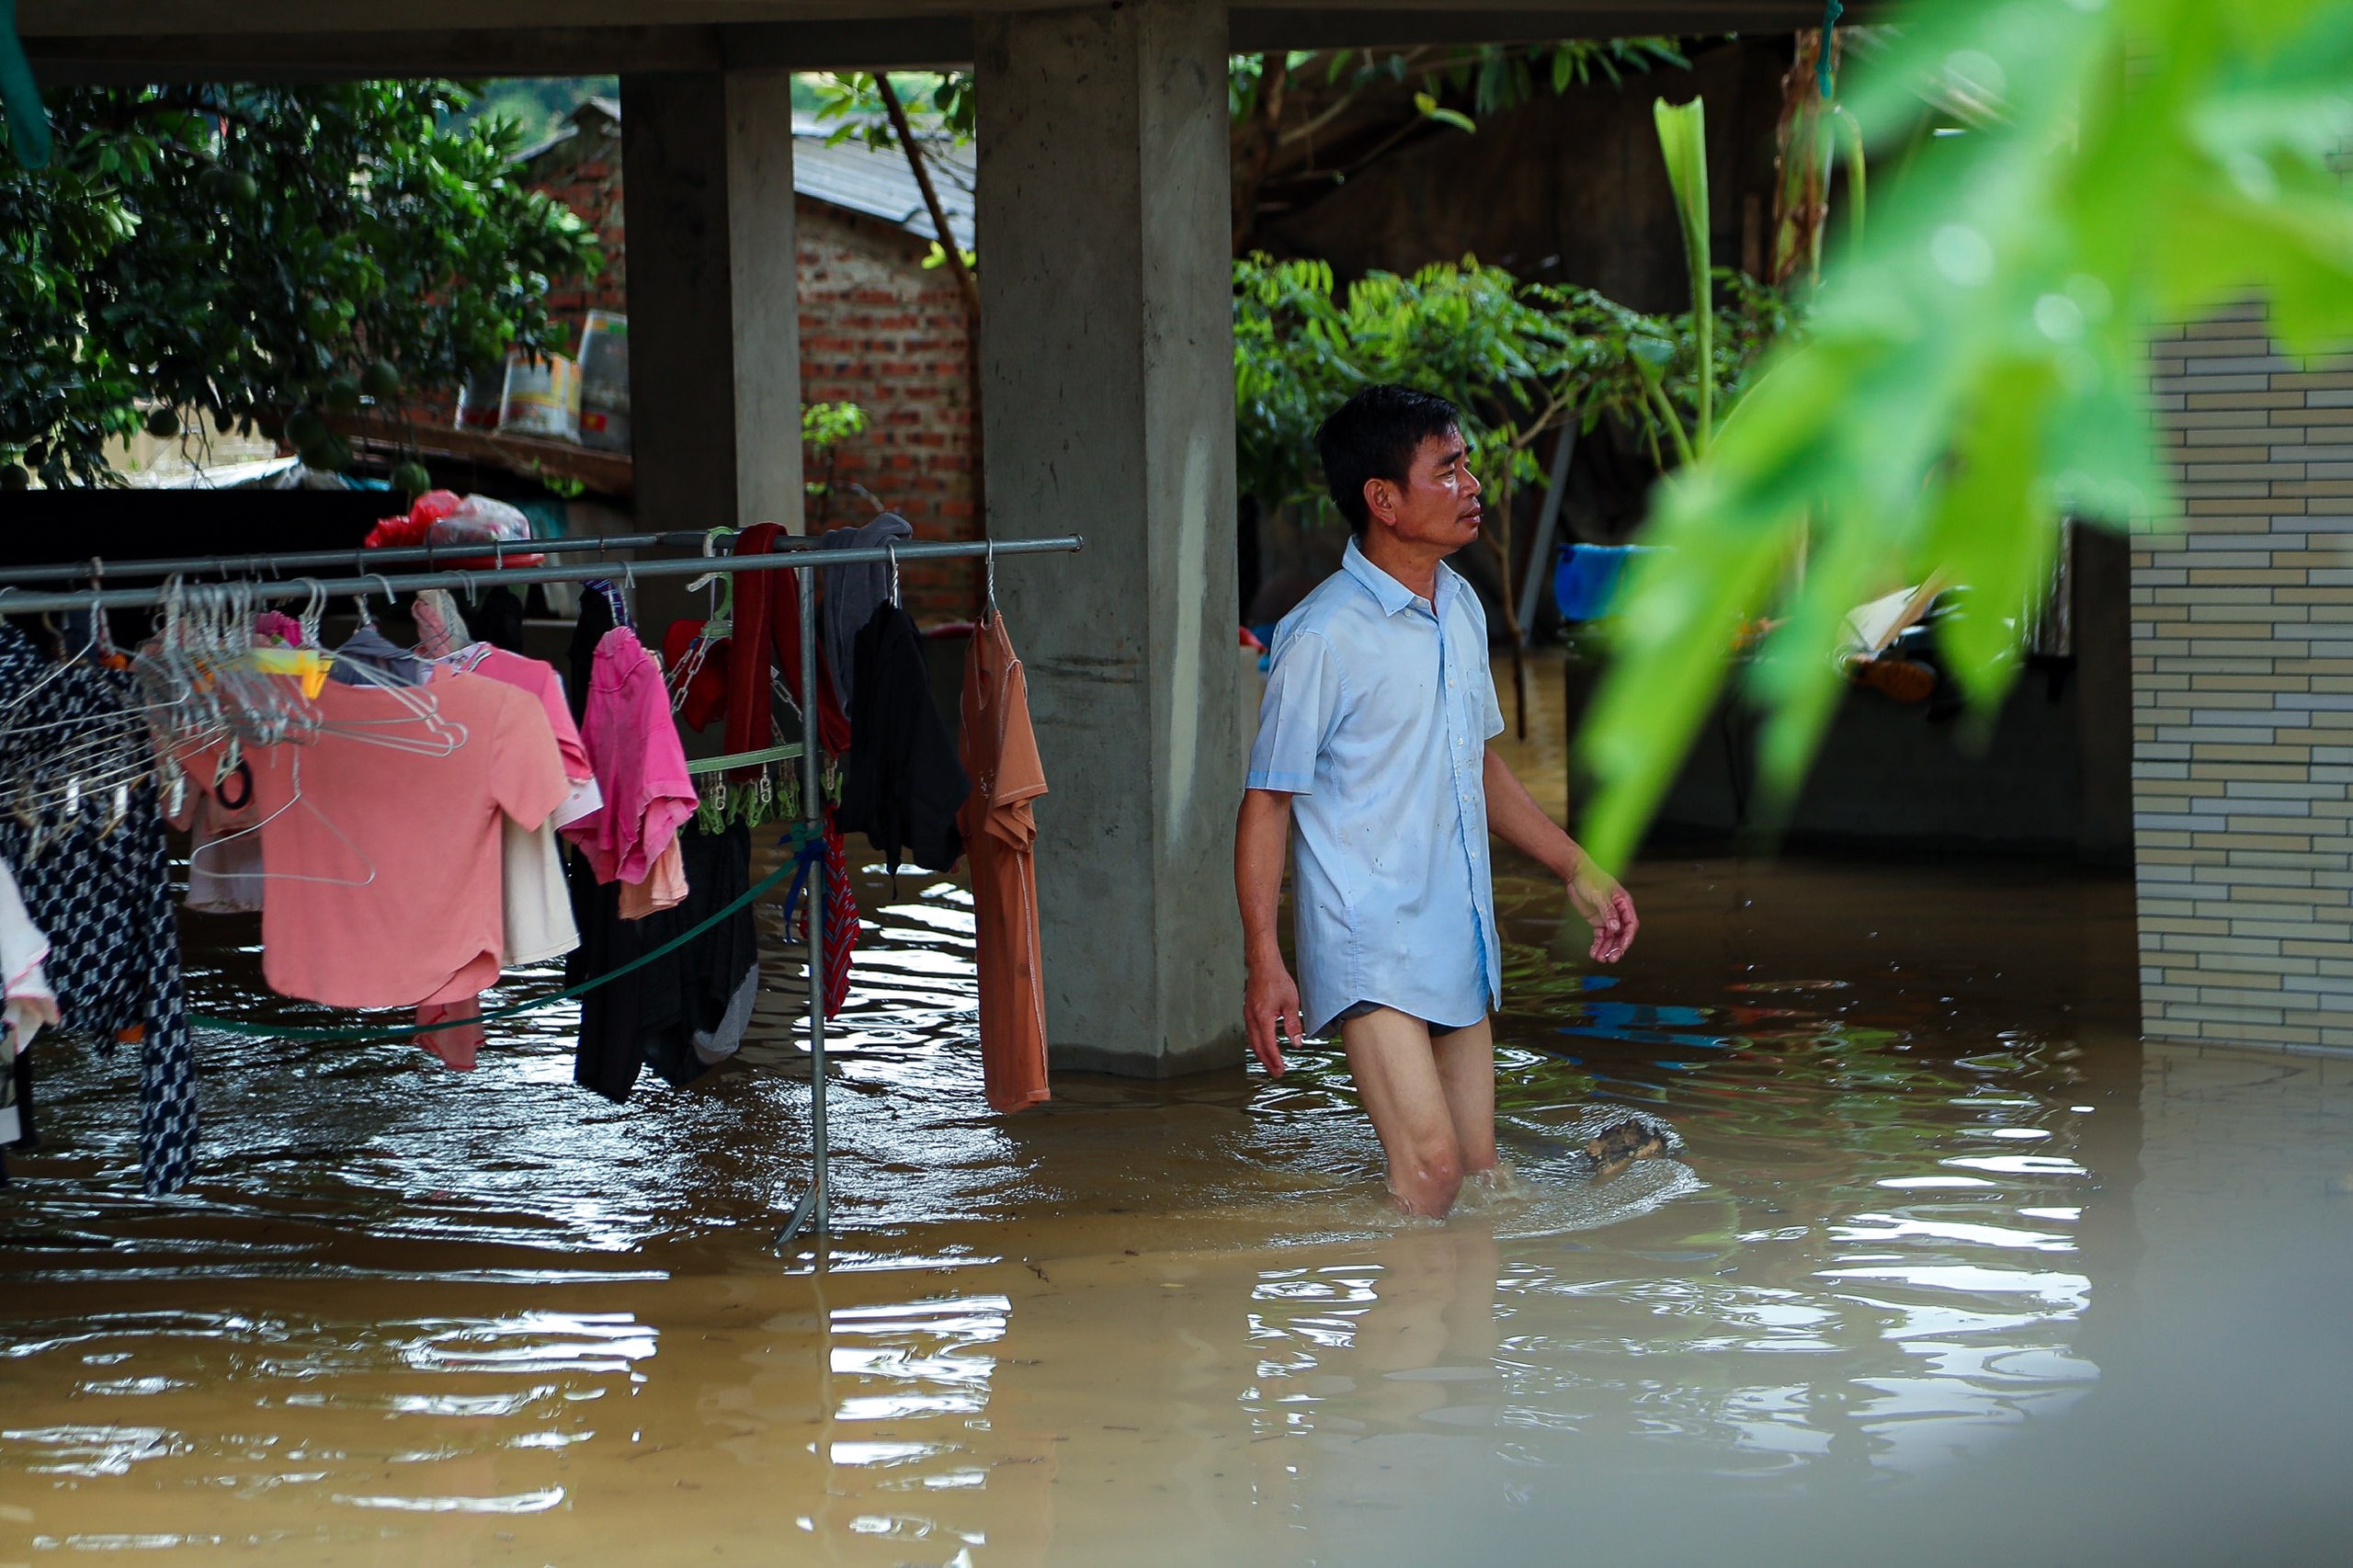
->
[3,699,2350,1562]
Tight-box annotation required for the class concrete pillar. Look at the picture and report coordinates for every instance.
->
[976,0,1245,1076]
[620,70,802,631]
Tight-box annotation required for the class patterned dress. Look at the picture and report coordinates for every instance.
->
[0,624,197,1194]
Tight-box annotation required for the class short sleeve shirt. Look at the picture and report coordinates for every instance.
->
[1246,538,1506,1035]
[240,674,571,1007]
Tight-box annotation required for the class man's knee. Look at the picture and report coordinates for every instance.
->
[1392,1141,1466,1217]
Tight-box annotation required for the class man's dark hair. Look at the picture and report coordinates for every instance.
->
[1314,384,1461,536]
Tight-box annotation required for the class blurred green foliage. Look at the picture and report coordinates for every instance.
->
[442,75,620,148]
[0,81,598,486]
[1576,0,2353,872]
[1233,253,1787,521]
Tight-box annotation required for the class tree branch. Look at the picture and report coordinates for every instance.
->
[877,75,978,322]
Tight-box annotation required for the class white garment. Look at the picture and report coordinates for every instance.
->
[503,819,579,965]
[552,773,603,831]
[0,858,59,1145]
[185,793,266,915]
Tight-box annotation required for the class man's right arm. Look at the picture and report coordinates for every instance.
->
[1235,788,1303,1077]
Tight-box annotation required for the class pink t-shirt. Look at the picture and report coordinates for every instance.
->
[238,674,569,1008]
[562,628,697,885]
[455,646,601,826]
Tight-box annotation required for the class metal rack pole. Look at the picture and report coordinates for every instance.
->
[0,528,733,587]
[774,559,830,1253]
[0,535,1083,617]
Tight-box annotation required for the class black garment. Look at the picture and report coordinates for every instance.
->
[566,823,758,1103]
[0,627,197,1194]
[465,585,529,654]
[3,1044,34,1154]
[566,588,618,727]
[836,602,969,875]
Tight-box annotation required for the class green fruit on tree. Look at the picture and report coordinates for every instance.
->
[391,460,432,496]
[0,464,28,491]
[361,358,402,400]
[302,435,353,473]
[283,408,326,449]
[232,173,259,204]
[324,377,362,415]
[213,408,235,435]
[144,406,180,439]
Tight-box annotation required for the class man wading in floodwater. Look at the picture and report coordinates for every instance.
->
[1234,384,1640,1219]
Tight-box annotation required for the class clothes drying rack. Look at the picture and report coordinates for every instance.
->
[0,528,746,586]
[0,531,1086,1251]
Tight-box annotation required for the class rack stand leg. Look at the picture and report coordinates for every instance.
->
[774,559,829,1255]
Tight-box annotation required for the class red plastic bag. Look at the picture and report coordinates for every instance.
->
[364,492,543,567]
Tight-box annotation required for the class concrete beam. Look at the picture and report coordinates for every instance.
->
[1230,4,1836,50]
[22,24,972,84]
[21,3,1857,79]
[977,0,1245,1077]
[620,69,803,631]
[18,0,1850,35]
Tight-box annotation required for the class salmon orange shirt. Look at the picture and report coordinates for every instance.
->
[238,674,569,1008]
[958,616,1051,1113]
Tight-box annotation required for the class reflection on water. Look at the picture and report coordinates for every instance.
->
[2,808,2347,1558]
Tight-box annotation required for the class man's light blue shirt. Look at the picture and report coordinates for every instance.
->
[1247,536,1506,1036]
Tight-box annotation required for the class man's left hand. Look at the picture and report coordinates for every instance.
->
[1566,861,1638,963]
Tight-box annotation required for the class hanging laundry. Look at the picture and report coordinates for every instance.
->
[565,585,615,726]
[214,673,569,1010]
[727,522,851,763]
[563,628,696,886]
[567,821,759,1101]
[661,618,730,733]
[618,837,687,920]
[412,590,472,660]
[445,646,601,823]
[466,585,529,654]
[253,609,307,647]
[0,858,59,1148]
[329,624,427,687]
[837,600,969,877]
[0,625,199,1195]
[794,813,859,1021]
[959,615,1052,1113]
[409,646,601,1068]
[175,774,266,917]
[817,512,914,709]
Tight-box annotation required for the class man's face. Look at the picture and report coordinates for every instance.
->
[1366,429,1483,552]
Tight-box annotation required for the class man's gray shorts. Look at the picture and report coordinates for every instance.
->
[1333,1001,1471,1038]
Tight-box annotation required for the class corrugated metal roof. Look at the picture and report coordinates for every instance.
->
[517,99,972,252]
[791,119,975,251]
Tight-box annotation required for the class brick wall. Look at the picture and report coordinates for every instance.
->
[797,205,980,623]
[534,120,627,322]
[2131,300,2353,1051]
[520,137,981,624]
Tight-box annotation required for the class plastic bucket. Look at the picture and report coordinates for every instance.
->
[453,366,504,432]
[577,311,631,453]
[1553,543,1657,621]
[496,351,581,441]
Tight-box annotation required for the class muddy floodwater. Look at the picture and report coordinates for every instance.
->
[4,699,2349,1564]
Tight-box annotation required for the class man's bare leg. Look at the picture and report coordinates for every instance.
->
[1341,1006,1466,1218]
[1431,1016,1498,1179]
